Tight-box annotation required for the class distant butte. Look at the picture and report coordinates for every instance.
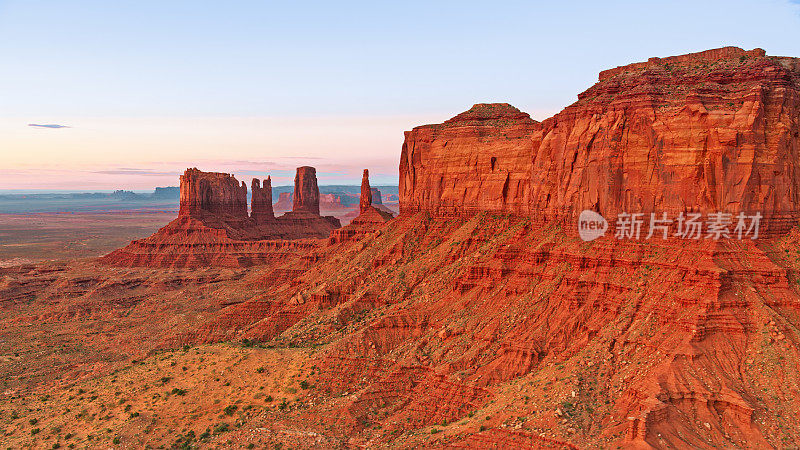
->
[101,166,341,267]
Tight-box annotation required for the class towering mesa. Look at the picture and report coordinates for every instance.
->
[293,166,320,214]
[399,47,800,235]
[360,169,372,213]
[179,168,248,218]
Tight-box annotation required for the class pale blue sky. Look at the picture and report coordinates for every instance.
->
[1,0,799,189]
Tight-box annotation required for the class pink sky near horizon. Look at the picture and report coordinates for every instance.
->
[0,109,560,191]
[0,114,436,190]
[3,1,800,193]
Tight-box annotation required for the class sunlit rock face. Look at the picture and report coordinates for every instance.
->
[401,48,800,235]
[400,103,539,216]
[293,166,321,215]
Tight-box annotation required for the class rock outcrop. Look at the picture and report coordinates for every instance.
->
[400,103,539,216]
[103,167,340,267]
[330,169,393,244]
[530,47,800,235]
[293,166,320,215]
[320,194,346,210]
[179,168,248,220]
[360,169,372,213]
[251,176,274,224]
[400,47,800,235]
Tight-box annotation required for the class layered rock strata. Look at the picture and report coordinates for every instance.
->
[400,103,539,216]
[273,192,293,212]
[400,47,800,236]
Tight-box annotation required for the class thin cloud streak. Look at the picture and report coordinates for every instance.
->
[28,124,70,129]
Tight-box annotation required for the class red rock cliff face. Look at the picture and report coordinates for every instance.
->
[530,47,800,234]
[400,48,800,235]
[293,166,320,214]
[400,103,539,216]
[179,168,248,219]
[251,176,274,224]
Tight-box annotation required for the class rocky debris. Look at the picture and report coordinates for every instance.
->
[293,166,320,215]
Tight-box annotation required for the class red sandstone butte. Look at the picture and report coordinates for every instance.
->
[400,103,540,216]
[360,169,372,213]
[330,168,393,244]
[293,166,320,215]
[251,176,274,224]
[179,168,248,220]
[400,47,800,235]
[102,167,340,267]
[273,192,293,212]
[320,193,346,210]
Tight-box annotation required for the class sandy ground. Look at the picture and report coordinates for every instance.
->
[0,211,178,264]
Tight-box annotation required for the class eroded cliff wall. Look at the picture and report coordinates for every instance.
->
[531,47,800,233]
[399,103,539,216]
[179,168,248,219]
[399,47,800,235]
